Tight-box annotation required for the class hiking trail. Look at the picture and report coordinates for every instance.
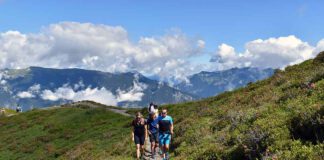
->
[69,102,163,160]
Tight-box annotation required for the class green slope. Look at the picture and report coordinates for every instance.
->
[0,52,323,160]
[0,105,133,160]
[163,52,324,159]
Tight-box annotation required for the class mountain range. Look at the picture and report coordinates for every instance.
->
[176,67,274,98]
[0,66,274,110]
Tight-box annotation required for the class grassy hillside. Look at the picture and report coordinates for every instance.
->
[162,52,324,159]
[0,52,323,160]
[0,104,133,160]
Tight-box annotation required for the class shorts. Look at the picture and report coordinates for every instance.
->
[134,134,145,145]
[159,132,171,145]
[149,132,159,143]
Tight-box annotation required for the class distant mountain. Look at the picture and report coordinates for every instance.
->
[0,67,197,110]
[0,67,275,110]
[176,67,274,98]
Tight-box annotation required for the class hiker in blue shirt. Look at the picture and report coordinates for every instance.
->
[158,109,174,160]
[147,111,159,159]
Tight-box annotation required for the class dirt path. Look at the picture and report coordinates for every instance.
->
[66,101,133,117]
[144,138,163,160]
[107,108,133,117]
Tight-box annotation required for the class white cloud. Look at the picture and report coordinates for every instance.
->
[17,91,35,98]
[16,84,41,98]
[117,81,147,102]
[0,73,6,85]
[0,80,6,85]
[73,81,85,90]
[0,22,204,82]
[29,84,41,92]
[314,39,324,55]
[210,35,323,70]
[40,86,118,106]
[1,22,323,83]
[39,80,147,106]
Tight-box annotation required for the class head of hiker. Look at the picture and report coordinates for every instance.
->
[149,111,155,118]
[136,112,142,119]
[161,109,167,118]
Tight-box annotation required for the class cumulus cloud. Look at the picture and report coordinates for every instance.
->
[38,80,146,106]
[73,81,85,90]
[16,84,41,98]
[0,73,6,85]
[1,22,323,83]
[17,91,35,98]
[210,35,322,70]
[41,86,118,106]
[29,84,41,92]
[0,22,205,82]
[117,81,147,102]
[314,39,324,55]
[0,80,6,85]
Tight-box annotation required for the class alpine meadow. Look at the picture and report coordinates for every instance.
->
[0,52,323,159]
[1,1,324,160]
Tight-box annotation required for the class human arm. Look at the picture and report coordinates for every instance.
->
[145,123,148,139]
[170,117,174,135]
[131,121,134,141]
[147,126,152,135]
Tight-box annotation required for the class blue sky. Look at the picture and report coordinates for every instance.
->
[1,0,323,51]
[0,0,323,81]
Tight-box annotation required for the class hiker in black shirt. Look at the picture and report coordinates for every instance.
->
[131,112,147,160]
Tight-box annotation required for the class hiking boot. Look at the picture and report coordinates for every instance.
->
[165,152,170,160]
[140,154,144,160]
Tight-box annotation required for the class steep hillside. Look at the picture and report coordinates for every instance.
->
[0,103,133,160]
[164,52,324,159]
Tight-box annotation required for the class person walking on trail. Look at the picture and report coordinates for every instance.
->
[0,108,5,116]
[131,112,147,160]
[158,109,174,160]
[16,105,22,113]
[147,111,159,159]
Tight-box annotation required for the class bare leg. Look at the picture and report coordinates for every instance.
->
[162,145,166,159]
[141,145,145,156]
[154,143,159,154]
[165,144,170,159]
[151,141,155,154]
[136,144,141,159]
